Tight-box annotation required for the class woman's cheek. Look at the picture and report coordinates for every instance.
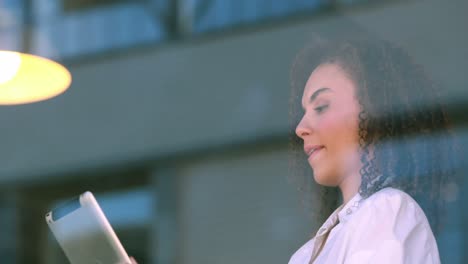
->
[320,112,354,167]
[317,113,340,137]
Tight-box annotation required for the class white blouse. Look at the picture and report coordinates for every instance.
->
[288,187,440,264]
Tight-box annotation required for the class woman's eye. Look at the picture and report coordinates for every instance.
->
[314,104,328,113]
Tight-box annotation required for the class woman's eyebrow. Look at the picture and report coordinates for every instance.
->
[309,87,333,103]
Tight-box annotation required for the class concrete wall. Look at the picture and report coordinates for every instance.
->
[175,148,313,263]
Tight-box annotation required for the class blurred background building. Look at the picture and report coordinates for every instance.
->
[0,0,467,263]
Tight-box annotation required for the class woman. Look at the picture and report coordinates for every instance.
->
[288,35,459,263]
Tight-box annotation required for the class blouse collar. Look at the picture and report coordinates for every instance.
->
[314,191,365,238]
[337,191,364,223]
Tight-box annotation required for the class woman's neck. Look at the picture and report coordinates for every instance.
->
[339,172,361,204]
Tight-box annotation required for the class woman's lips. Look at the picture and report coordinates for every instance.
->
[307,146,324,161]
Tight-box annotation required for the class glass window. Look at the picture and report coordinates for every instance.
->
[0,0,24,51]
[30,0,169,59]
[177,0,328,35]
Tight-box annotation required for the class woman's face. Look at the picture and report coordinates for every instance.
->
[295,63,362,186]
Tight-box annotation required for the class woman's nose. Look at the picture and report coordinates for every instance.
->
[295,117,311,139]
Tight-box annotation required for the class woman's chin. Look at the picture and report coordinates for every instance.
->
[313,173,338,186]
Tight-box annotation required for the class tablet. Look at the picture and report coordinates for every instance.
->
[45,191,132,264]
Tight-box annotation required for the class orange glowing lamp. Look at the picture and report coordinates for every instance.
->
[0,51,71,105]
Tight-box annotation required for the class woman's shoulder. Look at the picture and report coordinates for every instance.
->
[346,187,440,263]
[368,186,413,199]
[354,187,429,230]
[363,187,421,212]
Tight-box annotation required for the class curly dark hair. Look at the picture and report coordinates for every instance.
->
[289,34,460,236]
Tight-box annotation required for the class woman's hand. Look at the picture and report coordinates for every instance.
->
[130,256,138,264]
